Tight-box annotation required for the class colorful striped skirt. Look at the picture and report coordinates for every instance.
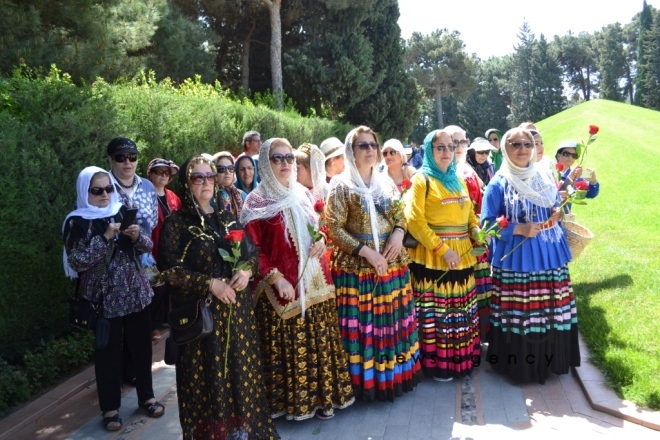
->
[408,263,481,380]
[474,252,492,337]
[332,264,422,402]
[487,265,580,384]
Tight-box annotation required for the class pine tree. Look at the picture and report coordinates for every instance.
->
[598,23,625,101]
[510,22,535,124]
[529,34,565,120]
[553,32,599,101]
[642,12,660,109]
[634,0,653,105]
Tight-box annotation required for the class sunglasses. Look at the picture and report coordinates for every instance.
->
[190,172,217,185]
[432,144,456,153]
[452,139,469,147]
[216,165,235,174]
[269,153,295,165]
[507,141,534,150]
[89,185,115,196]
[150,168,171,177]
[356,142,379,150]
[382,150,398,157]
[113,153,138,163]
[475,150,490,155]
[560,151,579,159]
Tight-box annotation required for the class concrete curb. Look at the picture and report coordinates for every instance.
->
[573,331,660,431]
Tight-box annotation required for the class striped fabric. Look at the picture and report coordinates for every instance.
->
[473,253,492,337]
[409,263,481,380]
[332,265,422,402]
[487,265,580,383]
[428,224,469,241]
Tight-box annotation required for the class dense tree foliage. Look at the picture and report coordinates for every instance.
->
[635,0,654,105]
[598,23,626,101]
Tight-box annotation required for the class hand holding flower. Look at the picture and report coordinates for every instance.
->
[210,278,236,304]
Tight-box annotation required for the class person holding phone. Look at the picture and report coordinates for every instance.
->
[63,167,164,431]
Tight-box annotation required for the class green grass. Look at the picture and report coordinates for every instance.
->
[537,99,660,410]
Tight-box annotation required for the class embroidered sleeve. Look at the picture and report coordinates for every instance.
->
[325,183,361,254]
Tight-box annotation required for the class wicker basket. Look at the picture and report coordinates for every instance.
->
[564,221,593,260]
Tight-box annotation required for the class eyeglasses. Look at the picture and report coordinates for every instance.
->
[150,168,171,177]
[89,185,115,196]
[113,153,138,163]
[216,165,235,174]
[382,150,398,157]
[507,141,534,150]
[269,153,295,165]
[475,151,490,155]
[560,151,579,159]
[356,142,379,150]
[452,139,469,147]
[190,172,217,185]
[250,138,262,143]
[238,166,254,173]
[432,144,456,152]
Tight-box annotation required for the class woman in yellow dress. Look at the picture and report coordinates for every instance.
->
[404,129,482,381]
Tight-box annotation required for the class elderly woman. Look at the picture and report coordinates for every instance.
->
[158,155,278,439]
[213,151,247,219]
[293,142,328,201]
[381,138,416,191]
[326,126,421,402]
[63,167,163,431]
[466,138,495,188]
[403,129,482,382]
[234,155,258,194]
[241,138,354,420]
[482,128,579,384]
[555,140,600,200]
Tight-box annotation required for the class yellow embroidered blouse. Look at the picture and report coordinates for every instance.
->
[326,181,409,271]
[403,173,479,271]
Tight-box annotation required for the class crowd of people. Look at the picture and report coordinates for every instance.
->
[62,123,599,438]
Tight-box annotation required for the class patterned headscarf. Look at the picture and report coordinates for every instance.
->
[420,129,463,194]
[240,139,321,317]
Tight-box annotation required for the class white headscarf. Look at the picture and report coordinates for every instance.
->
[240,139,321,317]
[331,127,393,252]
[497,129,561,242]
[307,143,328,201]
[62,167,123,278]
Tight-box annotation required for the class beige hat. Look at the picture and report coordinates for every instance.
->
[469,137,496,152]
[320,137,345,162]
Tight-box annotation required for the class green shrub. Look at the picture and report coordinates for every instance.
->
[0,359,30,416]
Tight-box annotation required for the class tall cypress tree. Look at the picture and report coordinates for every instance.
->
[530,34,565,120]
[634,0,653,105]
[598,23,625,101]
[642,12,660,109]
[510,22,535,124]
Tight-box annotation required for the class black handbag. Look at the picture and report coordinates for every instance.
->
[168,293,214,345]
[70,294,98,330]
[402,174,430,249]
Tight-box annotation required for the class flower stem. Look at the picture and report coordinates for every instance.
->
[499,237,528,262]
[224,303,232,378]
[431,247,473,285]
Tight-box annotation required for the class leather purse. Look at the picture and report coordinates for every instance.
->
[168,293,214,345]
[70,296,98,330]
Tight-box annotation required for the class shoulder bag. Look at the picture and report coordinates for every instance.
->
[168,293,214,345]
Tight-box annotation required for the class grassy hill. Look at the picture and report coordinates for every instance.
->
[537,99,660,410]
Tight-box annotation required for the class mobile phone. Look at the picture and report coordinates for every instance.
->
[119,208,138,231]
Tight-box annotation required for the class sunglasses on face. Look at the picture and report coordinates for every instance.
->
[560,151,579,159]
[432,144,456,153]
[151,168,171,177]
[190,172,217,185]
[216,165,235,174]
[238,166,254,173]
[382,150,398,157]
[507,141,534,150]
[356,142,379,150]
[452,139,469,147]
[270,153,295,165]
[89,185,115,196]
[475,150,490,155]
[113,153,138,163]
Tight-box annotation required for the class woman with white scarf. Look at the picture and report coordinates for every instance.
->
[481,127,579,384]
[241,138,354,421]
[325,126,421,402]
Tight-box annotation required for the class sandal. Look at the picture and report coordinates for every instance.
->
[138,400,165,418]
[315,408,335,420]
[102,412,122,431]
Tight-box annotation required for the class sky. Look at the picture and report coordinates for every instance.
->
[398,0,659,60]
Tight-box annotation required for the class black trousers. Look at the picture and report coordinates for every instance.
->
[150,283,168,329]
[96,306,154,412]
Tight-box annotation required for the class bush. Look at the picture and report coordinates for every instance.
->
[0,360,30,416]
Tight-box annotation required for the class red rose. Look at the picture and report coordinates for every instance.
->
[589,125,599,135]
[314,200,325,213]
[555,162,565,172]
[401,179,413,191]
[496,215,509,229]
[225,230,245,243]
[575,181,589,191]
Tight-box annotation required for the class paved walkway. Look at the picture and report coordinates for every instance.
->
[2,333,658,440]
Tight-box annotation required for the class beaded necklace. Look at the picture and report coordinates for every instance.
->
[112,172,137,189]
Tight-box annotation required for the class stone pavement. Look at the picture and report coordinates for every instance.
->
[2,333,658,440]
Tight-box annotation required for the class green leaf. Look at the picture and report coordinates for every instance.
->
[218,248,230,259]
[232,247,241,259]
[470,247,487,256]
